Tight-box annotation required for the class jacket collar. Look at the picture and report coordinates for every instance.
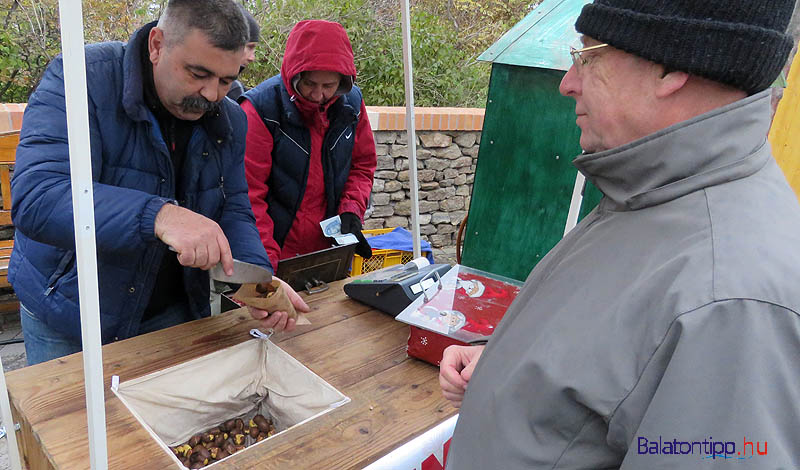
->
[573,90,773,211]
[121,22,233,143]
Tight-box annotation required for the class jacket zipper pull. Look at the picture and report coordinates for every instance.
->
[219,176,225,199]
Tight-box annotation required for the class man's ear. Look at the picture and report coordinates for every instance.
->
[654,67,689,98]
[149,27,165,65]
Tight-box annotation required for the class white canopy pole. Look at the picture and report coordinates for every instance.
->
[57,0,109,468]
[400,0,422,259]
[0,357,22,470]
[564,172,585,236]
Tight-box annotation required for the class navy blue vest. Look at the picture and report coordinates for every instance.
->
[244,75,362,246]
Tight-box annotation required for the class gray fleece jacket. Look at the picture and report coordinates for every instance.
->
[446,91,800,469]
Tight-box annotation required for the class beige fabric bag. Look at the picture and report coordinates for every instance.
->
[112,332,349,463]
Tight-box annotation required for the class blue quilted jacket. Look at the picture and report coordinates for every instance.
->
[9,23,271,343]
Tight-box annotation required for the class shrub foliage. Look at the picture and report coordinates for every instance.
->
[1,0,535,106]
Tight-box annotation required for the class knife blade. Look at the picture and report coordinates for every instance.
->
[209,258,273,284]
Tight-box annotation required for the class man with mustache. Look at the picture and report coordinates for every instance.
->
[11,0,307,366]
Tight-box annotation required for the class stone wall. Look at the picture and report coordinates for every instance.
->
[364,107,485,247]
[365,130,479,247]
[1,104,486,249]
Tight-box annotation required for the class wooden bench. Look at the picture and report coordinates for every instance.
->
[0,130,19,313]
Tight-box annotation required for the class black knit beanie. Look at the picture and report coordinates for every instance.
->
[575,0,797,94]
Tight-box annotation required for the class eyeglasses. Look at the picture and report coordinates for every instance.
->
[569,43,609,68]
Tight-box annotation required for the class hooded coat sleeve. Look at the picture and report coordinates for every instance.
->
[11,55,172,255]
[218,106,273,272]
[242,99,283,268]
[613,300,800,468]
[337,100,376,218]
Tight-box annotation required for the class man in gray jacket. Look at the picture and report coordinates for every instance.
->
[441,0,800,468]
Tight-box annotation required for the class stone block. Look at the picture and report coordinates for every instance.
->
[390,190,406,201]
[372,193,391,205]
[426,188,453,201]
[419,169,436,182]
[418,213,432,225]
[431,212,450,224]
[394,200,412,216]
[385,216,409,228]
[371,205,395,217]
[456,185,471,196]
[439,179,454,188]
[375,131,398,144]
[440,196,465,211]
[364,218,385,230]
[433,143,463,160]
[449,210,468,225]
[396,132,419,146]
[419,132,452,148]
[416,148,433,160]
[375,170,398,179]
[466,174,475,184]
[443,168,459,179]
[454,174,467,185]
[454,132,477,148]
[424,158,450,171]
[420,224,437,235]
[419,200,440,213]
[453,156,472,169]
[372,178,385,192]
[376,155,394,170]
[420,181,439,190]
[390,145,408,158]
[437,224,457,235]
[429,234,451,248]
[375,144,390,156]
[465,196,471,211]
[395,158,409,171]
[384,180,402,192]
[462,145,480,157]
[397,170,410,182]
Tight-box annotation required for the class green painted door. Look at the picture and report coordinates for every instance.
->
[461,63,600,281]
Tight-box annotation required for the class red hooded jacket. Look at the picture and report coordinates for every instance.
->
[242,20,377,268]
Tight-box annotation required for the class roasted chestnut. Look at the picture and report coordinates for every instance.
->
[188,434,202,448]
[253,414,271,432]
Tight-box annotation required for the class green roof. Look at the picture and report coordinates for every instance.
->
[478,0,590,71]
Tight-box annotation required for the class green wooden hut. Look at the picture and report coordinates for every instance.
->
[460,0,602,281]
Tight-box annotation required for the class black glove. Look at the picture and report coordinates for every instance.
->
[339,212,372,259]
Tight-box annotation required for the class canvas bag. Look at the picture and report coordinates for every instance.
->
[113,331,349,456]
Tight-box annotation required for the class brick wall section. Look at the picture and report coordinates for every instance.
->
[0,104,484,248]
[0,103,25,132]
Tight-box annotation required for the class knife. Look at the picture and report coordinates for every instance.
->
[209,258,273,284]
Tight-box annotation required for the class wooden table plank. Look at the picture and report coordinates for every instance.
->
[6,278,455,470]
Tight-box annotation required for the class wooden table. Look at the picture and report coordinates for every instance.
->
[5,279,457,469]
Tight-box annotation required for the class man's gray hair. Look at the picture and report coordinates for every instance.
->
[158,0,248,51]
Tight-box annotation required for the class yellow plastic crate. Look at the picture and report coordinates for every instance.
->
[350,227,416,276]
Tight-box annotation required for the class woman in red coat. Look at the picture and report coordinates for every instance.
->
[241,20,377,268]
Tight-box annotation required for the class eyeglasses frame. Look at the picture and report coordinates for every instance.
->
[569,43,610,67]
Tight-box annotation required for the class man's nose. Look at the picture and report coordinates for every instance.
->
[559,65,580,97]
[199,83,219,103]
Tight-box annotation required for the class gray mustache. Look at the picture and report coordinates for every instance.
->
[181,95,217,114]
